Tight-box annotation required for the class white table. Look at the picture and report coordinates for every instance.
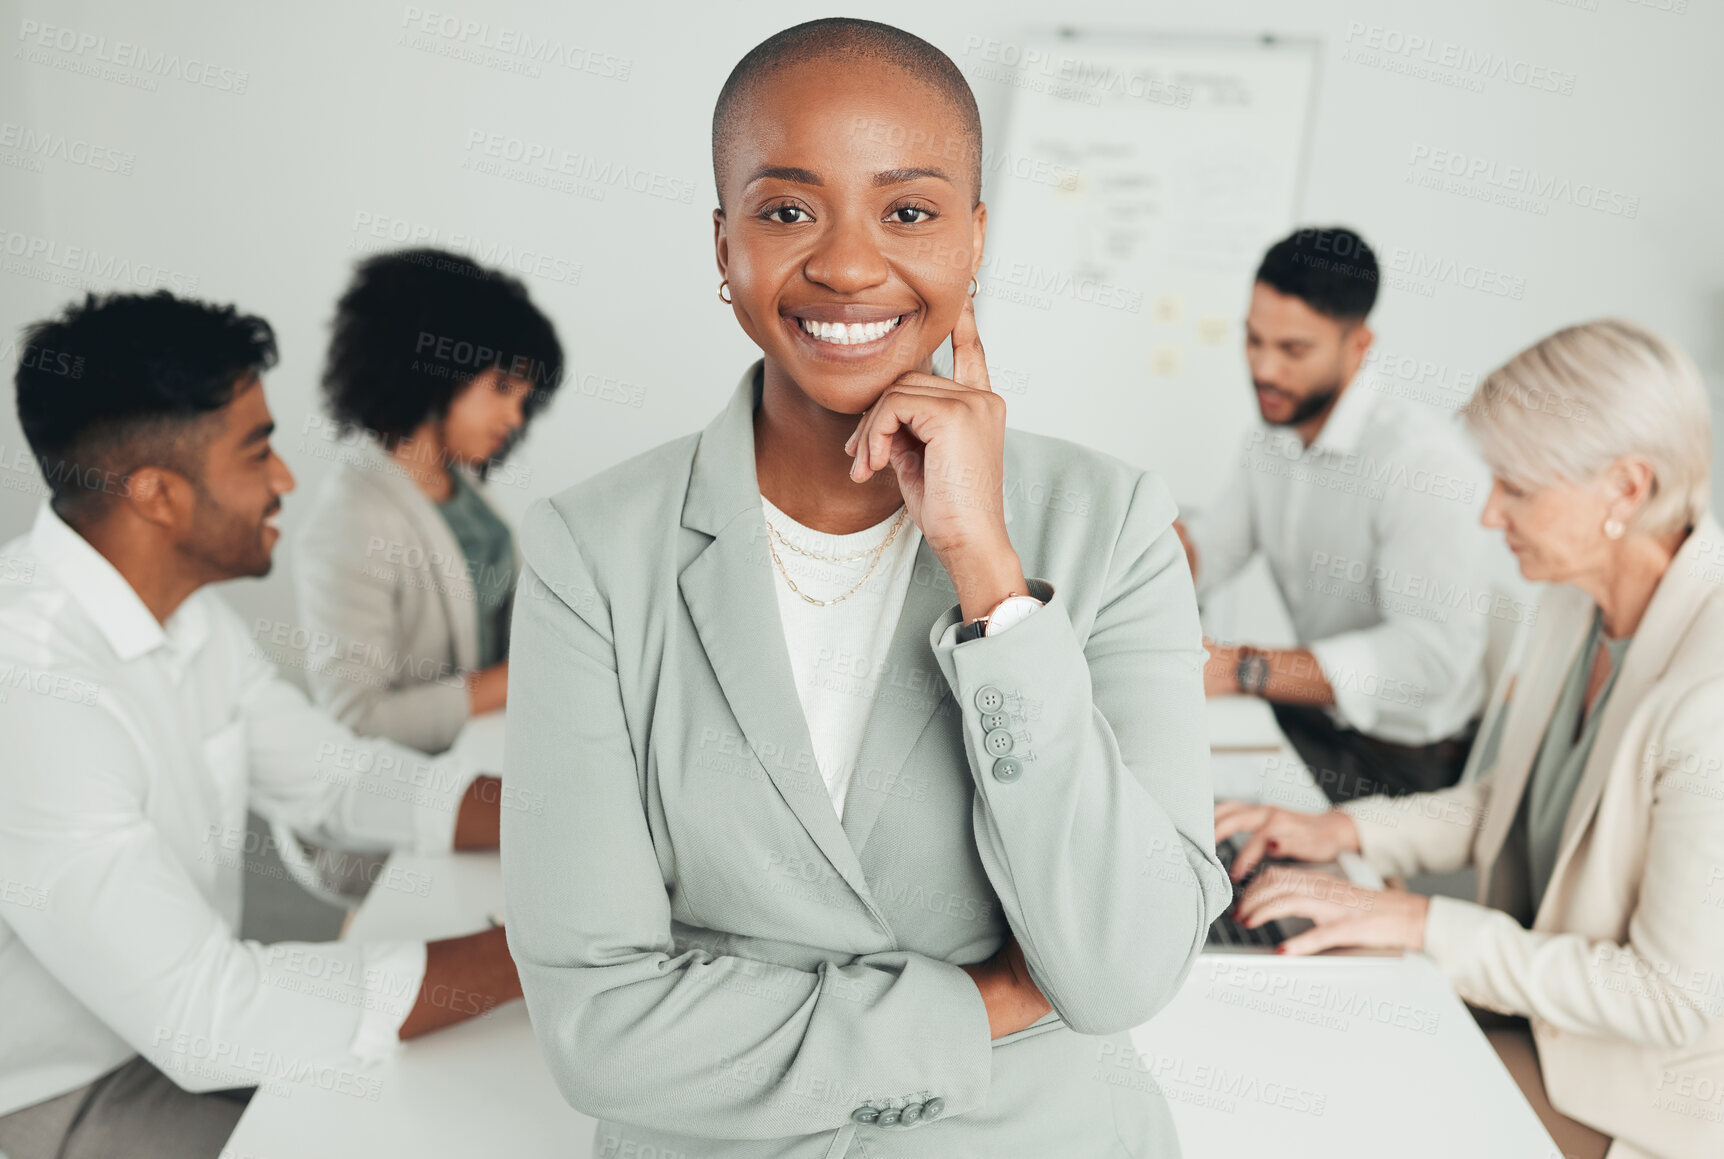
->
[226,699,1560,1158]
[1141,952,1560,1156]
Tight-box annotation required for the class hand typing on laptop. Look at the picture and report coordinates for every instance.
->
[1215,802,1430,955]
[1214,801,1362,882]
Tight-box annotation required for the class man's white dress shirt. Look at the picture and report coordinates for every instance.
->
[1185,371,1497,746]
[0,502,479,1118]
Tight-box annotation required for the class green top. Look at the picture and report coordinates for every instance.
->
[1502,610,1633,920]
[435,469,516,670]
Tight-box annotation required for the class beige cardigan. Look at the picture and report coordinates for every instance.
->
[1340,514,1724,1159]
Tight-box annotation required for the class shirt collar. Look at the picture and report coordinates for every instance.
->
[1307,366,1377,457]
[28,500,208,665]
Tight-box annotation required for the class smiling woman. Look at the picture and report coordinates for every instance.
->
[501,17,1230,1159]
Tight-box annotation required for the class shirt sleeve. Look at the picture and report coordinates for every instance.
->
[0,688,427,1090]
[1305,441,1490,743]
[224,604,480,855]
[1183,444,1258,598]
[350,941,428,1061]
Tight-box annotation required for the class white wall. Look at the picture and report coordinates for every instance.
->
[2,0,1719,676]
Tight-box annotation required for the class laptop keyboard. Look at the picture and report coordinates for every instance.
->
[1206,834,1286,949]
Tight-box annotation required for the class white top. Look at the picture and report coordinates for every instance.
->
[1184,370,1499,746]
[760,494,925,822]
[760,494,1043,820]
[0,502,477,1118]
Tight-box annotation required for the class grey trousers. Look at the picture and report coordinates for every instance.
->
[0,1056,252,1159]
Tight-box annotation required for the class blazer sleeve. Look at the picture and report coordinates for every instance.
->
[502,500,994,1141]
[1337,778,1493,880]
[293,493,469,754]
[927,470,1232,1035]
[1420,678,1724,1049]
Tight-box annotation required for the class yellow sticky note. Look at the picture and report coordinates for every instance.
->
[1151,345,1183,375]
[1196,315,1230,346]
[1153,294,1184,324]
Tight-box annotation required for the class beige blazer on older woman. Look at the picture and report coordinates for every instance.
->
[1340,515,1724,1159]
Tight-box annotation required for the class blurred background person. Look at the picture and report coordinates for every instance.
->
[0,291,520,1159]
[1179,227,1497,802]
[1217,320,1724,1159]
[294,248,565,756]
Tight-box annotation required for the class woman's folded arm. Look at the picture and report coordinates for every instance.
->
[502,500,993,1139]
[928,471,1232,1036]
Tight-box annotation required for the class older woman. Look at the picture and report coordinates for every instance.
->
[1216,320,1724,1159]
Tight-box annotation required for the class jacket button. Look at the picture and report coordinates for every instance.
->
[982,711,1010,730]
[992,757,1022,783]
[901,1102,924,1125]
[877,1107,902,1126]
[974,685,1004,713]
[851,1106,879,1124]
[984,728,1014,756]
[924,1096,945,1118]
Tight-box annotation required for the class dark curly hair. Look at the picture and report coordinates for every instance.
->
[14,289,278,523]
[321,248,565,467]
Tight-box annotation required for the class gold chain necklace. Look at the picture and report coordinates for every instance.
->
[765,507,909,607]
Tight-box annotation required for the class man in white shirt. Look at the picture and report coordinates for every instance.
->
[1178,227,1495,801]
[0,291,522,1159]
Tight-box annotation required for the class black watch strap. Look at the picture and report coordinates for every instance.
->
[956,618,987,644]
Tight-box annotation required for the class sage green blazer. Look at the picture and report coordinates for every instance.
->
[501,362,1230,1158]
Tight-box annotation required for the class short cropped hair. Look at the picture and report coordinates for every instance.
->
[711,19,983,209]
[1256,227,1379,322]
[1462,319,1711,536]
[14,290,277,522]
[321,248,565,453]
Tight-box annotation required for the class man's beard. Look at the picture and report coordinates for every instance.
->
[185,483,274,580]
[1256,377,1343,427]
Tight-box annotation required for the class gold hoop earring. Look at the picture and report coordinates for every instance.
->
[717,279,732,305]
[967,276,978,297]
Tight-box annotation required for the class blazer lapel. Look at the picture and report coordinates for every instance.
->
[678,363,886,923]
[1473,588,1590,889]
[839,534,959,857]
[1537,515,1723,917]
[350,439,480,673]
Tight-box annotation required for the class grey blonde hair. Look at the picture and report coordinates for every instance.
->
[1461,319,1711,536]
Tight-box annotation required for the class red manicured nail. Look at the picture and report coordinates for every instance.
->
[1274,946,1287,955]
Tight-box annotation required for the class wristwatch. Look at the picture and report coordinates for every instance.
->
[955,592,1045,643]
[1235,646,1270,696]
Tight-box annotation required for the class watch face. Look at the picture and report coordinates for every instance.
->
[983,595,1043,636]
[1238,653,1269,694]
